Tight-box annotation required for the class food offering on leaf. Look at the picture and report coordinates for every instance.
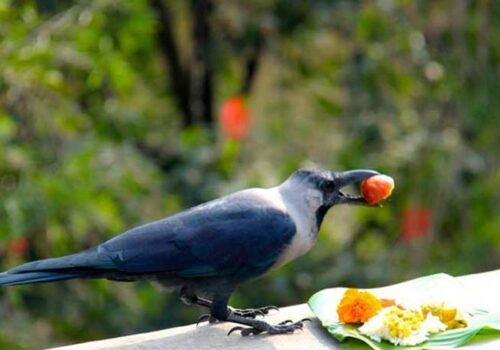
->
[336,288,468,346]
[421,303,468,330]
[359,306,446,346]
[361,174,395,205]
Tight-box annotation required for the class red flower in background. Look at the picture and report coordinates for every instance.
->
[219,96,250,140]
[9,237,30,258]
[401,206,432,241]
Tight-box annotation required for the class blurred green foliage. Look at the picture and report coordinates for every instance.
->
[0,0,499,348]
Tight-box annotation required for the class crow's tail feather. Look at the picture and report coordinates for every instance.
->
[0,247,114,286]
[0,271,84,286]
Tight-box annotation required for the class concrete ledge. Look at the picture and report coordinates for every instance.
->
[50,270,500,350]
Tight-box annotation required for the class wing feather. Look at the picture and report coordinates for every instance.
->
[99,192,296,279]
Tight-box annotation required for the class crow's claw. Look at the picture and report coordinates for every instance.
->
[227,326,245,336]
[196,314,211,326]
[228,326,263,336]
[263,305,280,312]
[266,319,305,334]
[227,318,307,336]
[242,327,263,336]
[197,314,218,325]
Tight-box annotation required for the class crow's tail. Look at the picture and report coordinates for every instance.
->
[0,271,84,286]
[0,248,113,286]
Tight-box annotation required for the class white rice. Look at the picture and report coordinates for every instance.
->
[359,306,447,346]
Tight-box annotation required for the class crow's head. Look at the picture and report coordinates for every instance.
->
[283,168,380,218]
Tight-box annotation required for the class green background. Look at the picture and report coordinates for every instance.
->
[0,1,499,348]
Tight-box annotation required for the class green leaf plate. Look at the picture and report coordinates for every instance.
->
[308,274,500,349]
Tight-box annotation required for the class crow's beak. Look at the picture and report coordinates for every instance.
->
[333,169,380,206]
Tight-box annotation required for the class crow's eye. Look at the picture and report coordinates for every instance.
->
[321,180,335,192]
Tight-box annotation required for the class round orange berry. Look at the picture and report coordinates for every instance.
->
[361,175,395,205]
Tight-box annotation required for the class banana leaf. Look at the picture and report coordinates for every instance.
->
[308,274,500,349]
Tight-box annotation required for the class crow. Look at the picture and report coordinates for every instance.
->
[0,168,380,335]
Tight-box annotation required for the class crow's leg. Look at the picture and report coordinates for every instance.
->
[211,294,308,336]
[179,287,218,324]
[180,287,278,319]
[179,288,212,308]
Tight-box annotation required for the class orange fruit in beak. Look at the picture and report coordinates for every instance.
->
[361,175,395,205]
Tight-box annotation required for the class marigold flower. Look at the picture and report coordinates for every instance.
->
[337,288,382,323]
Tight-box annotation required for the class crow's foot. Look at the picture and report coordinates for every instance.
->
[230,305,279,319]
[196,313,218,325]
[227,317,310,336]
[179,290,278,320]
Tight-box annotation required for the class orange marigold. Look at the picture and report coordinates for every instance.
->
[337,288,382,323]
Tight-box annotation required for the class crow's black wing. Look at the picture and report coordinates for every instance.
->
[98,192,296,279]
